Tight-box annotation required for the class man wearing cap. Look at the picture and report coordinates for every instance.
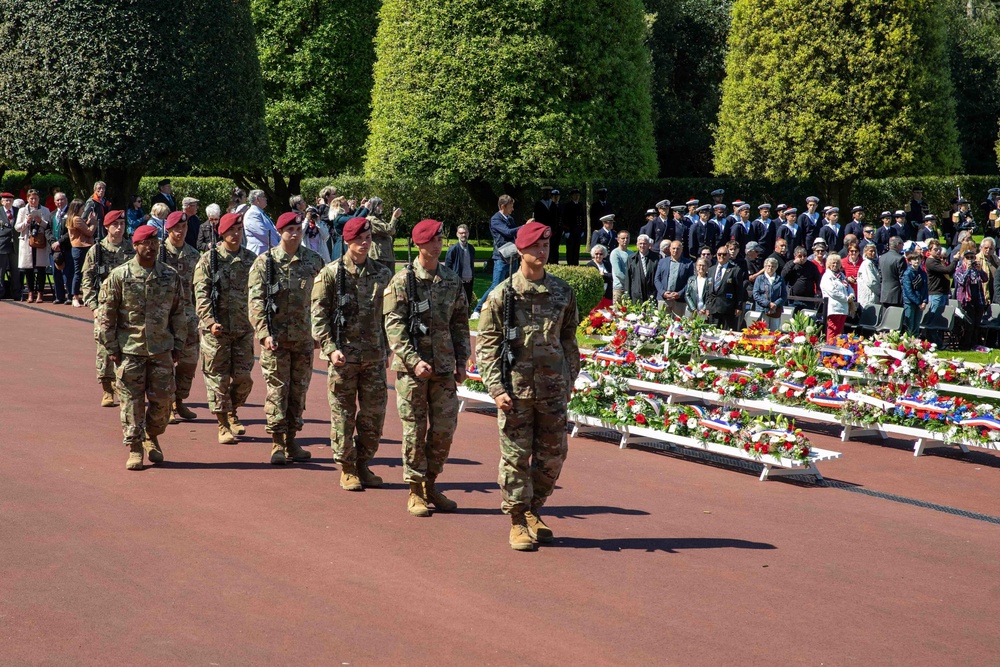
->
[590,213,615,251]
[313,216,394,491]
[472,195,520,319]
[248,211,325,465]
[560,188,585,266]
[0,192,19,299]
[365,197,402,274]
[710,203,730,242]
[908,187,929,233]
[844,206,865,241]
[873,211,896,256]
[981,188,1000,227]
[952,198,976,241]
[193,212,257,444]
[818,207,845,254]
[476,220,579,551]
[777,208,803,262]
[730,204,753,248]
[160,211,202,422]
[639,206,668,249]
[917,214,940,243]
[891,210,911,243]
[97,224,187,470]
[82,210,135,407]
[654,239,693,317]
[669,205,691,257]
[688,204,718,260]
[150,179,176,213]
[743,241,766,295]
[177,197,200,247]
[710,189,726,207]
[750,204,776,252]
[684,199,700,227]
[590,187,612,233]
[384,218,470,516]
[799,197,821,249]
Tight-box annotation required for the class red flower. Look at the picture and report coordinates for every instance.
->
[801,447,810,457]
[838,384,851,392]
[723,435,731,443]
[635,414,647,425]
[729,410,741,420]
[785,389,794,398]
[750,384,759,393]
[743,444,751,452]
[627,399,636,407]
[678,413,689,424]
[804,377,818,388]
[625,351,637,363]
[764,370,776,379]
[808,336,819,344]
[918,360,927,370]
[784,442,793,451]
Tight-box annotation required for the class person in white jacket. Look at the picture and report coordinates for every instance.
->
[856,243,881,308]
[821,254,856,343]
[302,206,331,262]
[15,189,51,303]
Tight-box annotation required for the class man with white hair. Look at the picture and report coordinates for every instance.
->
[625,234,659,302]
[196,203,223,252]
[243,190,279,256]
[654,239,692,316]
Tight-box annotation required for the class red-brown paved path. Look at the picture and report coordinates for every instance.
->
[2,300,1000,666]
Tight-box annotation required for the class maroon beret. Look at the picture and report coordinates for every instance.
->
[411,218,443,245]
[515,220,552,250]
[276,211,301,230]
[218,212,242,236]
[342,216,371,242]
[132,225,158,244]
[165,211,187,229]
[103,210,125,227]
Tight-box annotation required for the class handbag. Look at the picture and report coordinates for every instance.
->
[28,225,46,249]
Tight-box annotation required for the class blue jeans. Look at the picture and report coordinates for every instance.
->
[474,258,509,314]
[53,251,74,302]
[903,303,923,337]
[71,246,88,297]
[926,294,948,346]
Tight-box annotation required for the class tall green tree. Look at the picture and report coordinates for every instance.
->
[0,0,267,206]
[713,0,961,204]
[365,0,658,210]
[646,0,732,177]
[245,0,379,205]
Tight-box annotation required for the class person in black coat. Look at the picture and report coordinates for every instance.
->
[729,204,754,249]
[711,204,731,243]
[777,208,804,261]
[890,211,910,242]
[878,237,907,307]
[639,207,668,249]
[843,206,865,240]
[781,246,822,306]
[584,244,614,302]
[625,234,659,302]
[150,179,177,213]
[817,207,845,254]
[916,214,940,243]
[873,211,897,255]
[670,205,691,257]
[799,197,822,248]
[706,245,744,330]
[688,205,718,260]
[561,188,586,266]
[590,214,615,251]
[590,187,612,235]
[533,186,559,264]
[752,203,778,252]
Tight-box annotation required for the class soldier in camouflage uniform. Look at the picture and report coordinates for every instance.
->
[477,221,580,551]
[312,217,393,490]
[97,225,187,470]
[248,211,325,465]
[366,197,402,274]
[384,219,471,516]
[162,211,201,422]
[193,213,256,444]
[81,210,135,407]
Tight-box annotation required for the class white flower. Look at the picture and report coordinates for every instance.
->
[604,387,615,397]
[976,404,994,414]
[625,313,639,322]
[793,371,806,379]
[793,335,806,344]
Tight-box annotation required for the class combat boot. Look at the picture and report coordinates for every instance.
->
[173,399,197,421]
[216,413,238,445]
[339,461,363,491]
[283,431,312,462]
[270,433,287,465]
[101,380,116,408]
[126,443,144,471]
[357,461,383,488]
[143,434,164,464]
[229,410,246,436]
[525,510,553,543]
[509,511,535,551]
[424,476,458,512]
[407,482,431,517]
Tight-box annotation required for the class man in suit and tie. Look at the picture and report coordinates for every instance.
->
[590,214,615,251]
[639,206,668,249]
[707,245,744,330]
[626,234,659,302]
[654,239,693,317]
[879,236,907,308]
[150,179,177,213]
[0,192,20,299]
[242,189,279,256]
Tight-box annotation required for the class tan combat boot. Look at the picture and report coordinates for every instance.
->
[525,510,553,543]
[283,431,312,462]
[216,413,238,445]
[270,433,286,465]
[173,399,197,421]
[126,443,144,471]
[229,410,246,436]
[407,482,431,517]
[509,511,535,551]
[143,434,164,464]
[357,461,383,488]
[101,380,116,408]
[340,461,363,491]
[424,476,457,512]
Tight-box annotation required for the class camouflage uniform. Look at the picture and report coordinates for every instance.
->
[476,270,580,514]
[193,243,256,414]
[97,257,187,447]
[384,260,470,483]
[162,241,201,402]
[81,237,135,384]
[248,244,324,434]
[312,254,392,464]
[367,213,397,274]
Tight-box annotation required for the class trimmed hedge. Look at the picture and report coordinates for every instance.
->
[545,265,606,317]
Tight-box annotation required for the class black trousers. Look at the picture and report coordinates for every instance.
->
[462,281,473,311]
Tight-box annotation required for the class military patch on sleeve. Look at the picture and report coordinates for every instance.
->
[314,275,323,284]
[300,278,307,289]
[383,286,392,297]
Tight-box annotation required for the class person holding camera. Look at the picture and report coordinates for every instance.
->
[302,205,331,262]
[15,189,51,303]
[955,249,988,349]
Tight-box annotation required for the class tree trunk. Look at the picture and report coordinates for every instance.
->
[232,170,303,217]
[818,176,855,210]
[61,160,144,211]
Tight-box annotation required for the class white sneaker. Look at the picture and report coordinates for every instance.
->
[469,311,480,320]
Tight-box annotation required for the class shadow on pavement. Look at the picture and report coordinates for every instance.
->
[454,504,649,517]
[368,457,481,468]
[157,461,332,471]
[550,536,776,553]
